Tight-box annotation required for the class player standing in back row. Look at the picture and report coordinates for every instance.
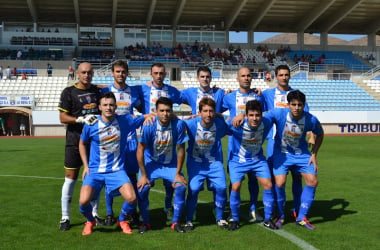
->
[58,62,103,231]
[140,63,182,221]
[101,60,144,227]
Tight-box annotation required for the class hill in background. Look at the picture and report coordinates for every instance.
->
[261,33,380,46]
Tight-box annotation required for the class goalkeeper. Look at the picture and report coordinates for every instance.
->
[57,62,102,231]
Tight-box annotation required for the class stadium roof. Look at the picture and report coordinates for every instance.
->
[1,0,379,36]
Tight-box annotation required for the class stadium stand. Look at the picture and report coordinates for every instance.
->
[290,79,380,111]
[0,49,64,60]
[287,50,371,71]
[0,76,68,111]
[363,80,380,93]
[10,36,73,46]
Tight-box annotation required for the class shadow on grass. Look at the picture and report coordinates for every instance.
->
[70,198,355,232]
[246,198,356,226]
[0,149,28,152]
[308,198,356,224]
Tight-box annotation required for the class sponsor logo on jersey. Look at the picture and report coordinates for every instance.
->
[83,103,97,109]
[117,101,130,107]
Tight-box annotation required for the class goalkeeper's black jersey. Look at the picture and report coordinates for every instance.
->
[58,83,101,145]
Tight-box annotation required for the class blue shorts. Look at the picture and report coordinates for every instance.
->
[228,159,271,184]
[187,161,226,192]
[138,161,182,187]
[82,170,131,197]
[272,152,317,176]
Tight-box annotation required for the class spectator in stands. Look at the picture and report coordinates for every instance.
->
[5,66,11,80]
[21,72,27,80]
[0,66,3,79]
[67,66,74,80]
[0,116,5,136]
[19,119,26,136]
[12,67,17,79]
[265,72,271,81]
[47,63,53,77]
[17,50,22,60]
[6,118,13,136]
[55,28,59,33]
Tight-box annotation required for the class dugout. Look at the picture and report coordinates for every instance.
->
[0,107,32,136]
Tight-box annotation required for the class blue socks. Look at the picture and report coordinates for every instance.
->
[172,184,186,223]
[275,185,286,218]
[263,189,274,221]
[80,204,95,222]
[230,191,241,222]
[297,185,316,221]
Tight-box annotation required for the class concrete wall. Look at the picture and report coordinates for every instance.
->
[30,110,380,136]
[33,125,66,136]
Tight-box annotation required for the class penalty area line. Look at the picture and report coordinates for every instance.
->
[0,174,318,249]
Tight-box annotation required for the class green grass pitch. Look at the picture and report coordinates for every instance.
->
[0,136,379,249]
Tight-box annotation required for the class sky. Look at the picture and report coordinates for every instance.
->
[229,31,366,43]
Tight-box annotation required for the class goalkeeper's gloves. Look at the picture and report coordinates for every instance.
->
[76,114,98,125]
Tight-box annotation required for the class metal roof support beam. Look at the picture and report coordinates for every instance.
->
[321,0,364,32]
[73,0,80,24]
[146,0,157,28]
[296,0,336,32]
[112,0,119,27]
[366,19,380,34]
[26,0,38,23]
[172,0,187,28]
[224,0,248,31]
[248,0,276,31]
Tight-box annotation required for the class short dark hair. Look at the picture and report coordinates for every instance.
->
[112,60,128,72]
[287,90,306,104]
[198,97,216,112]
[156,97,173,110]
[275,64,290,76]
[151,62,165,72]
[100,92,116,103]
[245,100,263,114]
[197,66,212,77]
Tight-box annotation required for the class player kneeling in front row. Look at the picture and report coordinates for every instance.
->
[228,100,277,230]
[137,97,189,233]
[78,92,147,235]
[183,97,230,231]
[265,90,324,230]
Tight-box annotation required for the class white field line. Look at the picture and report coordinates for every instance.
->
[0,174,317,250]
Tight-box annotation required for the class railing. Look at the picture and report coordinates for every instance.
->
[322,59,345,65]
[10,36,73,46]
[361,65,380,78]
[306,72,352,81]
[290,62,309,73]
